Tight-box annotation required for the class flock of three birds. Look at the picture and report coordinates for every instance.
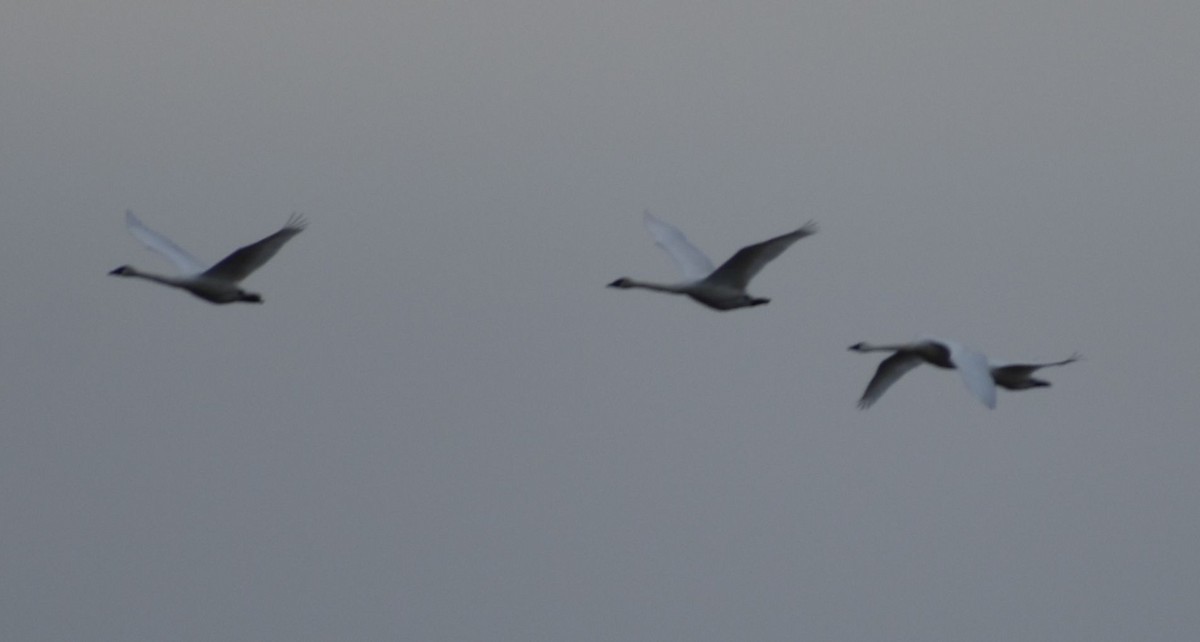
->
[110,210,1079,410]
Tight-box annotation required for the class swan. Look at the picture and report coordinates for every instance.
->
[848,337,997,409]
[109,210,306,304]
[608,211,817,311]
[989,353,1081,390]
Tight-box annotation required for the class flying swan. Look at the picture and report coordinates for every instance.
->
[849,337,1079,409]
[109,210,306,304]
[608,211,817,311]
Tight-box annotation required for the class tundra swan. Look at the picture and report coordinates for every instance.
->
[109,210,306,304]
[608,211,816,311]
[848,337,997,409]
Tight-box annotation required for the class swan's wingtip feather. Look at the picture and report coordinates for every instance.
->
[285,212,308,231]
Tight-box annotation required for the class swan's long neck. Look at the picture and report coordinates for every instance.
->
[855,342,911,353]
[617,279,692,295]
[116,267,190,290]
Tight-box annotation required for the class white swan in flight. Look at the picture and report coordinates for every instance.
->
[848,337,997,409]
[608,211,817,311]
[109,210,306,304]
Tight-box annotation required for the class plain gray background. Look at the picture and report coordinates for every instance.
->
[3,2,1199,640]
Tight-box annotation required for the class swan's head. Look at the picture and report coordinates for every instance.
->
[847,342,870,352]
[237,291,264,304]
[108,265,135,276]
[748,297,770,307]
[607,277,634,289]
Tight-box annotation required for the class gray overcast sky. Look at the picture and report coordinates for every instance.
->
[3,2,1199,640]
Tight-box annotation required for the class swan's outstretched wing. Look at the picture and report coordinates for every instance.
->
[124,210,206,275]
[858,351,924,409]
[945,341,997,409]
[706,221,817,290]
[642,211,715,281]
[202,214,307,283]
[990,352,1082,377]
